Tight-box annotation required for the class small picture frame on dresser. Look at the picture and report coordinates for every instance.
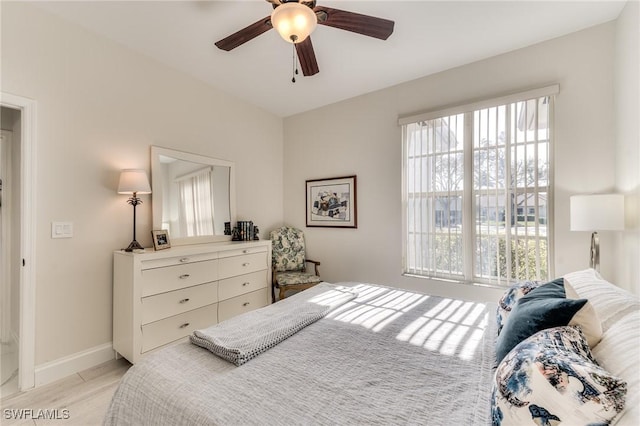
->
[151,229,171,250]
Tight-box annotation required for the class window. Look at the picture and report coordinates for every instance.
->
[401,86,556,286]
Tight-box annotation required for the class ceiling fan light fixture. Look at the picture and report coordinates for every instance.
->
[271,2,317,43]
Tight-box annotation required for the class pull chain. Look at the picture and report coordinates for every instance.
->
[290,35,299,83]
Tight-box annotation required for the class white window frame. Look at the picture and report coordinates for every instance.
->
[400,85,558,286]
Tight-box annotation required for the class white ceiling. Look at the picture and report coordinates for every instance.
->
[35,0,626,117]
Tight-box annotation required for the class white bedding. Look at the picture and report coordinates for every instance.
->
[105,282,497,425]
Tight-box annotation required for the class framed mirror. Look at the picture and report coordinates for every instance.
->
[151,146,236,246]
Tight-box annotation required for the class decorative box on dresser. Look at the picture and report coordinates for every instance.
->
[113,240,272,363]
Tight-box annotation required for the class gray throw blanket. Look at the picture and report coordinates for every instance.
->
[190,283,358,365]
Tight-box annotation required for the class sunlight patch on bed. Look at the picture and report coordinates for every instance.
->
[396,298,488,360]
[325,284,428,332]
[307,288,358,307]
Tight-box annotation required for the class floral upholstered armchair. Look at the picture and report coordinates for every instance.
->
[270,226,321,302]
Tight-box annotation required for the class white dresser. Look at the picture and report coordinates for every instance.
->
[113,240,271,363]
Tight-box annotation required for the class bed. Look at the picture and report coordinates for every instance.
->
[105,282,497,425]
[105,269,638,425]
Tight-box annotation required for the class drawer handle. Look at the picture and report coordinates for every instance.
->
[242,249,248,254]
[179,257,190,263]
[179,274,191,279]
[242,302,250,307]
[242,262,250,267]
[179,322,190,329]
[242,282,250,287]
[179,298,190,304]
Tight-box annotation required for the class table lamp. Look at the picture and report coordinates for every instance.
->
[570,193,624,271]
[118,169,151,252]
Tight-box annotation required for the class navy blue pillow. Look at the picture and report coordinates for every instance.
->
[495,278,588,363]
[521,277,565,299]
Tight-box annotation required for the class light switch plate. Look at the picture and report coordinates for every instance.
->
[51,221,73,238]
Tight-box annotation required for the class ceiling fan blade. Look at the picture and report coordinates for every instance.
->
[295,37,319,76]
[215,16,272,51]
[315,6,394,40]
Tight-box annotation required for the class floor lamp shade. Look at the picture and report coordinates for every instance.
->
[118,169,151,251]
[570,193,624,270]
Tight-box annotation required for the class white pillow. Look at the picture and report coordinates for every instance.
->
[564,269,639,333]
[564,279,603,347]
[592,311,640,426]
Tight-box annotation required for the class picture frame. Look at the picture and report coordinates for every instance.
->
[151,229,171,250]
[306,175,357,228]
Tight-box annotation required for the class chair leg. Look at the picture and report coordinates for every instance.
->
[279,286,286,301]
[271,282,276,303]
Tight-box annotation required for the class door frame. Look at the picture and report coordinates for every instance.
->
[0,92,37,391]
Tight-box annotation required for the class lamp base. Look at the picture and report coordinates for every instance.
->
[589,231,600,272]
[124,240,144,252]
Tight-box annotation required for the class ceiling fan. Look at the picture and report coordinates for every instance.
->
[214,0,395,79]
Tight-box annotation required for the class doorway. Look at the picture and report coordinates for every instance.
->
[0,109,20,397]
[0,92,36,395]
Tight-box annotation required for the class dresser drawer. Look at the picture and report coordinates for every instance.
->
[141,303,218,353]
[140,252,218,270]
[140,259,218,297]
[218,270,268,302]
[141,281,219,324]
[218,252,268,280]
[218,245,268,259]
[218,288,269,323]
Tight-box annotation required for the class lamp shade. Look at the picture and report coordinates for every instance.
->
[118,169,151,194]
[270,2,317,43]
[570,194,624,231]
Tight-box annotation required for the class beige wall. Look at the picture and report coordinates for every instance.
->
[614,1,640,295]
[283,22,628,302]
[1,2,284,365]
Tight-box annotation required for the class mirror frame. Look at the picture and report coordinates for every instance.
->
[151,145,236,246]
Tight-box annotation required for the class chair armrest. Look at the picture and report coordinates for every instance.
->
[305,259,320,276]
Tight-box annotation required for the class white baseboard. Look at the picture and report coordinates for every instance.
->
[34,343,115,387]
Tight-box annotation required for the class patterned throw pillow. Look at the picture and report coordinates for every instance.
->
[491,326,627,426]
[496,280,542,335]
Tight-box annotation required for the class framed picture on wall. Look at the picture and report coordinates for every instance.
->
[306,175,357,228]
[151,229,171,250]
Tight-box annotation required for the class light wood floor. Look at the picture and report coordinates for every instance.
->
[0,358,131,425]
